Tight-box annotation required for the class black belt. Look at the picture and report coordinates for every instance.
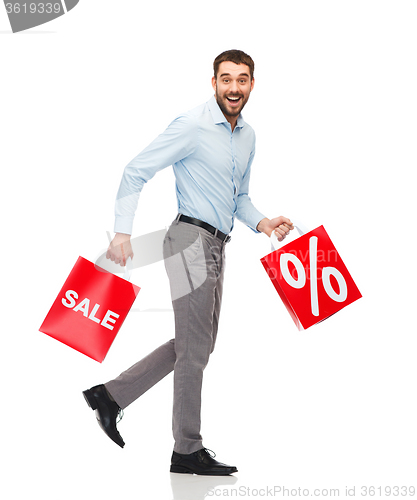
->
[177,214,231,243]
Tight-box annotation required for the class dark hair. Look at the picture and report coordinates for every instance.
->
[213,50,255,80]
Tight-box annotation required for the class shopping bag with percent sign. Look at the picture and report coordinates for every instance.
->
[260,222,362,330]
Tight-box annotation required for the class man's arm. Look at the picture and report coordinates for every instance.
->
[235,142,293,240]
[235,146,267,232]
[114,114,198,235]
[107,114,198,266]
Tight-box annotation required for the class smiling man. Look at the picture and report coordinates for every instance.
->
[82,50,293,475]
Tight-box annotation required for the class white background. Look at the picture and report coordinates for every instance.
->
[1,1,416,499]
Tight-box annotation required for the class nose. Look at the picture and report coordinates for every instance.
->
[230,80,239,93]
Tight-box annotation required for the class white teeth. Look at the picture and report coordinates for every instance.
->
[228,97,240,101]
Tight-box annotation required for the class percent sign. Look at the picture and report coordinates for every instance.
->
[279,236,348,317]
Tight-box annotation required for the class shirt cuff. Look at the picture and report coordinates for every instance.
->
[247,210,267,233]
[114,216,134,235]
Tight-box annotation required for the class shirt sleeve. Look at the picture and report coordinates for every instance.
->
[235,139,266,233]
[114,114,198,234]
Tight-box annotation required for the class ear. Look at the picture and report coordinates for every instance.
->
[250,77,255,92]
[211,76,217,92]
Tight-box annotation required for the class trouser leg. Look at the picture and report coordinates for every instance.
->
[165,221,225,454]
[105,339,176,409]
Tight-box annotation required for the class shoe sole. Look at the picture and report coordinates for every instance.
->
[170,465,193,474]
[170,464,237,475]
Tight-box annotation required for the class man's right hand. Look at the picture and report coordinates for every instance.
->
[106,233,134,267]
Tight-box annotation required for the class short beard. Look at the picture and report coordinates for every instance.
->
[215,89,248,118]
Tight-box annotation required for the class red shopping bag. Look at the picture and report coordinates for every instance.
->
[260,224,362,330]
[39,256,140,362]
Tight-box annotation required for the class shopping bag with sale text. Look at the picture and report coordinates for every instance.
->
[260,223,361,330]
[39,256,140,362]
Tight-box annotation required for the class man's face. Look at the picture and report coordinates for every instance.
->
[212,61,254,120]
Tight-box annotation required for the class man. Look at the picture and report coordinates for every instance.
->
[83,50,293,475]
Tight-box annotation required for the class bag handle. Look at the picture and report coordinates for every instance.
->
[123,257,133,281]
[106,231,133,281]
[269,219,309,252]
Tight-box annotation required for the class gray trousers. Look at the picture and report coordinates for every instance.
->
[105,219,226,454]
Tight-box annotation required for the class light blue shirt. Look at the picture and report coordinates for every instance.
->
[114,95,265,235]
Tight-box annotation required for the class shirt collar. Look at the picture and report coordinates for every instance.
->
[208,95,246,129]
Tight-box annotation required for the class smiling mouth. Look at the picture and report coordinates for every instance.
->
[226,96,242,105]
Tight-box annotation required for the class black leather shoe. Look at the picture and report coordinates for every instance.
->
[82,384,125,448]
[170,448,238,475]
